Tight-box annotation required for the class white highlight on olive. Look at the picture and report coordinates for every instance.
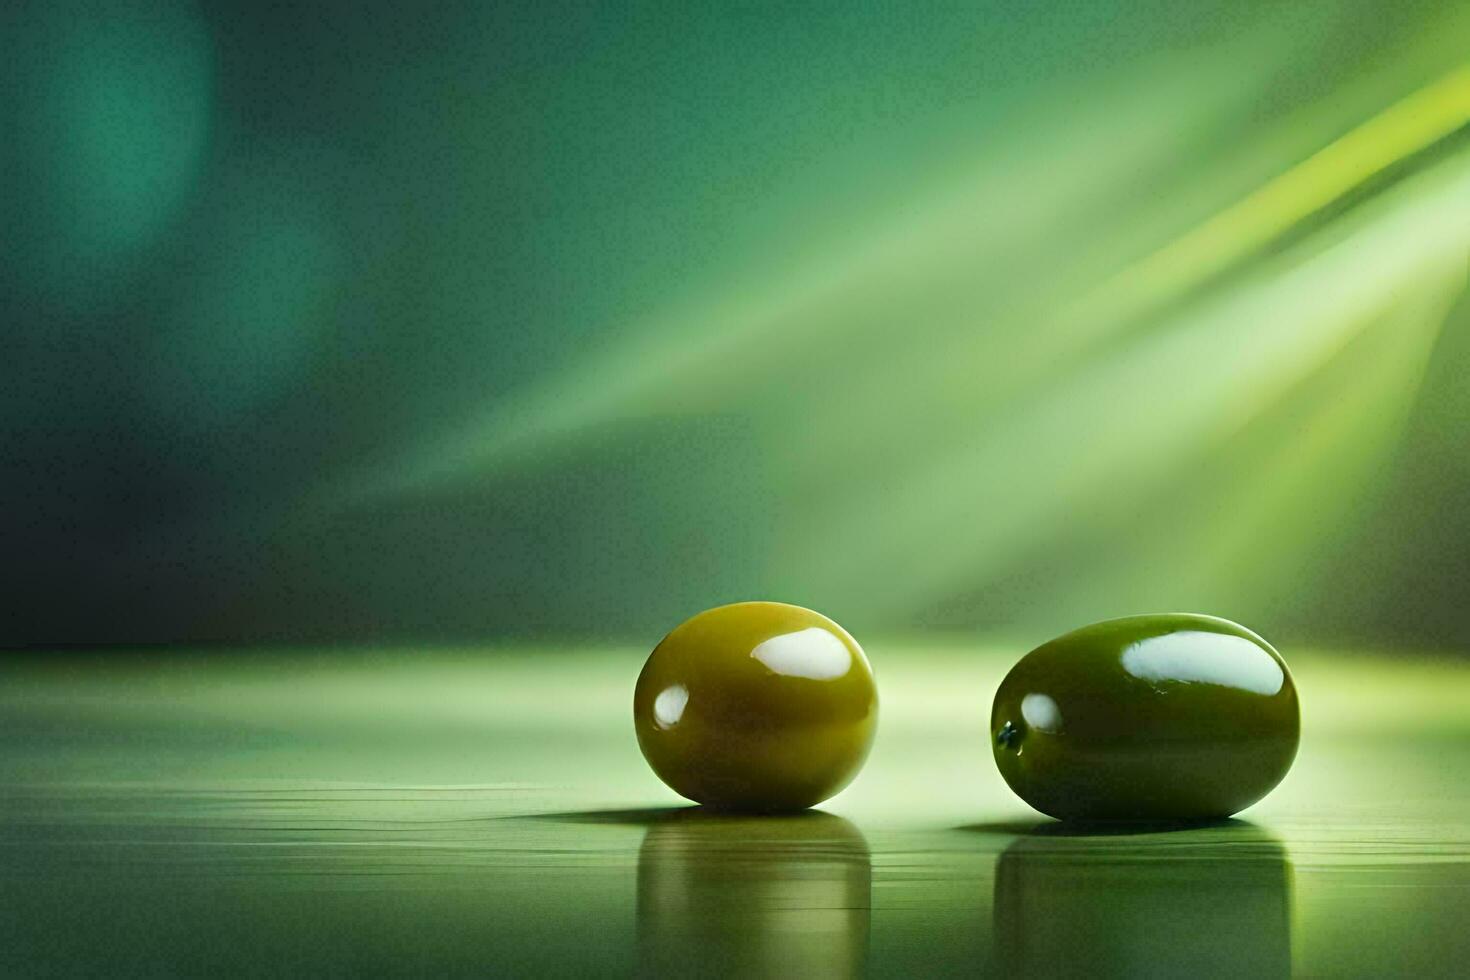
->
[1121,631,1284,695]
[751,628,851,680]
[1021,692,1063,733]
[653,685,689,729]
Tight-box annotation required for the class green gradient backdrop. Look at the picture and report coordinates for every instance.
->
[3,0,1468,646]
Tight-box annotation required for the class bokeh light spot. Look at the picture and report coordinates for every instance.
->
[10,0,212,288]
[156,183,343,424]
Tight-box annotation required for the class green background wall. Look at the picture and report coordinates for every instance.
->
[4,0,1468,646]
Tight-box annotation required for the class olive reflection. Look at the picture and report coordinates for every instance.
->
[638,811,870,977]
[993,822,1291,978]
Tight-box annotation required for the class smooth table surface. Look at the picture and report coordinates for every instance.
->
[2,644,1468,977]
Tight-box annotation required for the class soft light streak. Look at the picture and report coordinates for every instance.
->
[1063,63,1470,332]
[781,151,1470,619]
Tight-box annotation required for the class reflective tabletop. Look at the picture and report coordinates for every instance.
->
[2,645,1467,977]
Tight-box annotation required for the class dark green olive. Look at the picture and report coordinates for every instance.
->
[634,602,878,811]
[990,614,1299,821]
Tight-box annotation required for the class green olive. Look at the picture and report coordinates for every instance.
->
[634,602,878,811]
[990,614,1299,821]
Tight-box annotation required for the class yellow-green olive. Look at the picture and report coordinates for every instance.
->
[634,602,877,811]
[991,614,1299,821]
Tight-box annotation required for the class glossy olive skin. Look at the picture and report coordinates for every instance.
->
[635,602,877,811]
[991,614,1299,821]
